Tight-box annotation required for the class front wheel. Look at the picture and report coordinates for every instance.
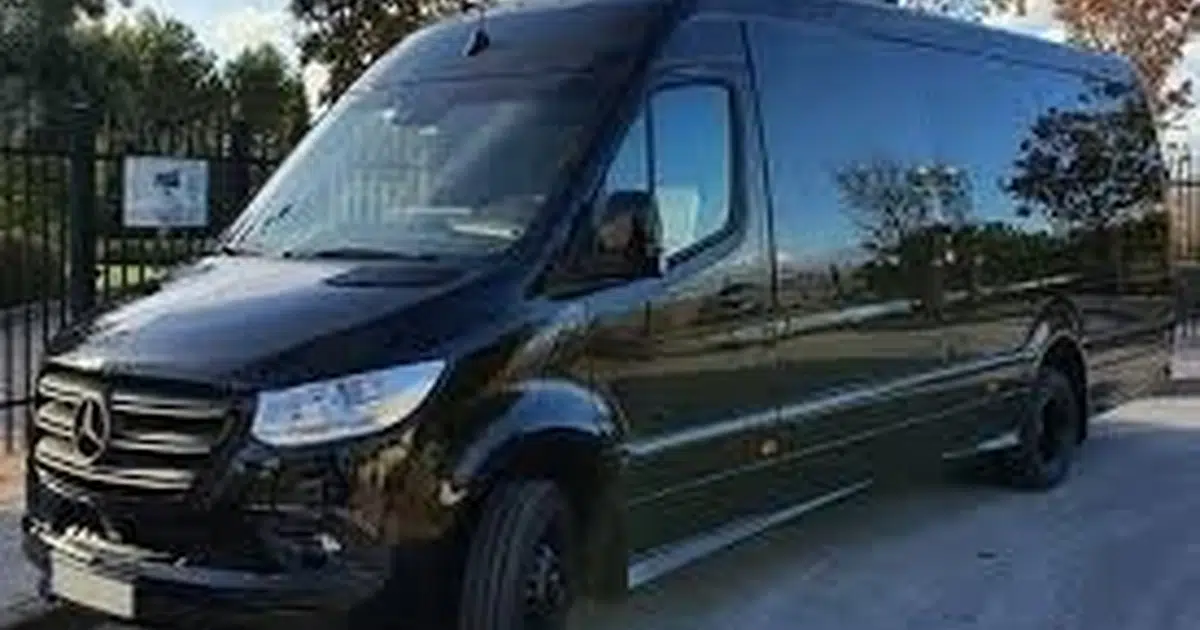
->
[997,366,1082,490]
[459,481,576,630]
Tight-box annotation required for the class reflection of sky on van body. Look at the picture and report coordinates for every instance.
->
[652,87,731,253]
[753,21,1063,270]
[769,26,929,264]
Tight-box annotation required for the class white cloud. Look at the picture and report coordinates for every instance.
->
[104,0,170,29]
[302,63,330,116]
[207,6,297,62]
[205,6,335,114]
[984,0,1065,43]
[1166,39,1200,152]
[206,6,330,113]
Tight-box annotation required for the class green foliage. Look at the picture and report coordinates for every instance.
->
[1004,79,1166,233]
[291,0,487,105]
[224,44,311,155]
[0,228,65,308]
[81,10,225,127]
[1,6,308,274]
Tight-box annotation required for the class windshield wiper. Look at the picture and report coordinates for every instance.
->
[217,244,262,257]
[281,247,441,262]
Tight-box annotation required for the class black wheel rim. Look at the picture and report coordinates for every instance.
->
[524,533,569,629]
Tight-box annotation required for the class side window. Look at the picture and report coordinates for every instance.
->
[748,20,933,310]
[603,84,733,260]
[920,50,1073,289]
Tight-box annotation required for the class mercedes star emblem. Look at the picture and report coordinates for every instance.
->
[72,395,112,463]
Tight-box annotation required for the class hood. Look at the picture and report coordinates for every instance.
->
[46,256,492,390]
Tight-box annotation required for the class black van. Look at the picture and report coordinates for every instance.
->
[23,0,1175,628]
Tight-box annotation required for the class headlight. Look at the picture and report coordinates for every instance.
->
[251,360,446,447]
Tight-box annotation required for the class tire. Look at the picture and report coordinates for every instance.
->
[998,366,1082,490]
[459,481,576,630]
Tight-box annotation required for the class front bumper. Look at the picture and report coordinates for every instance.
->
[22,512,392,628]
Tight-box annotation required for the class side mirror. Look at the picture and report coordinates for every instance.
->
[589,190,664,280]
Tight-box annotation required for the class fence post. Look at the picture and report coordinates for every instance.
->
[67,103,97,319]
[229,118,251,212]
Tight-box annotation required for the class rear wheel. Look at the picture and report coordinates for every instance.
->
[998,366,1082,490]
[459,481,576,630]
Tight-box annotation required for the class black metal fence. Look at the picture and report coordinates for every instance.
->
[1,90,292,453]
[3,91,1200,454]
[1171,154,1200,263]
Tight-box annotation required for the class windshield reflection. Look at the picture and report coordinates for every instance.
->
[224,74,602,260]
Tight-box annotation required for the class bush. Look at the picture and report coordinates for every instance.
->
[97,236,215,266]
[0,229,65,309]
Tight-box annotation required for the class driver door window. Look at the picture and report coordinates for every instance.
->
[604,84,733,261]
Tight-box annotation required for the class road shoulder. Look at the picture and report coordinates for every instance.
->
[0,450,57,629]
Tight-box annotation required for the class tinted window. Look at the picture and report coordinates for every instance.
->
[604,84,733,259]
[749,21,934,308]
[921,48,1164,291]
[919,51,1076,288]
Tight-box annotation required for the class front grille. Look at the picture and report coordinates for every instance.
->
[32,368,236,497]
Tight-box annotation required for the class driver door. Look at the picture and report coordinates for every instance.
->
[581,67,780,563]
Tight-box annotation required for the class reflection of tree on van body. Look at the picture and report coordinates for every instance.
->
[1003,77,1167,290]
[952,222,1069,291]
[835,158,972,319]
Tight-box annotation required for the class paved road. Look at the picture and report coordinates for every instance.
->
[570,396,1200,630]
[13,395,1200,630]
[0,507,47,629]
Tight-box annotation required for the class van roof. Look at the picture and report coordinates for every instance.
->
[446,0,1130,82]
[703,0,1129,80]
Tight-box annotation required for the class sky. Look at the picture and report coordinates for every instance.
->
[109,0,1199,148]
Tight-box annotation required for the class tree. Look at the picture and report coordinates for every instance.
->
[1,0,134,101]
[1054,0,1199,121]
[223,44,311,156]
[835,159,974,316]
[290,0,482,105]
[836,159,973,257]
[1003,76,1167,286]
[84,10,225,128]
[1005,78,1164,233]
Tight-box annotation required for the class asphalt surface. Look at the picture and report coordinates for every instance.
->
[570,396,1200,630]
[6,395,1200,630]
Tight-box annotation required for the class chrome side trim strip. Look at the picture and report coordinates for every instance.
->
[624,408,776,459]
[940,429,1021,461]
[626,479,873,589]
[624,352,1029,459]
[778,353,1026,426]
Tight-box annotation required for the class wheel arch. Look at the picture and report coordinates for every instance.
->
[449,380,629,598]
[1033,330,1089,442]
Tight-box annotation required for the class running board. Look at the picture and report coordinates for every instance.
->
[627,480,874,589]
[940,429,1021,461]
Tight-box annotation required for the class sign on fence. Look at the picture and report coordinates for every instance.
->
[123,156,210,228]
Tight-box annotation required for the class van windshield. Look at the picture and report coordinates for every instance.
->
[224,74,603,260]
